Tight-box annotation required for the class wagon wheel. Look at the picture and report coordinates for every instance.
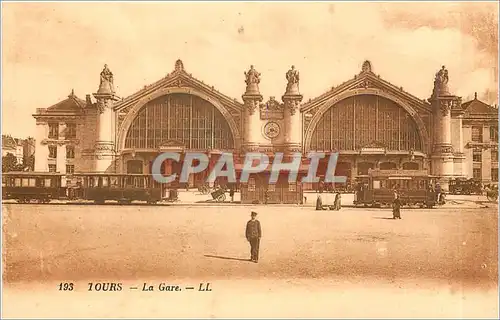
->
[487,192,498,202]
[216,194,226,202]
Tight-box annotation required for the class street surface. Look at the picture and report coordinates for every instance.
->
[2,202,498,318]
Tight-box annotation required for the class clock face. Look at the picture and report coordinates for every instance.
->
[264,121,280,139]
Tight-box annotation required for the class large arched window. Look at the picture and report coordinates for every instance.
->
[310,95,422,151]
[125,93,234,150]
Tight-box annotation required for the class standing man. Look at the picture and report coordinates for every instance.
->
[392,193,402,219]
[245,211,262,263]
[229,187,235,203]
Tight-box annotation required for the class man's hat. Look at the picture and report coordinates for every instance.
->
[251,211,258,217]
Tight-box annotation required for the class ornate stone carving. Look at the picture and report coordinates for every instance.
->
[245,99,260,115]
[285,65,300,95]
[174,59,184,72]
[361,60,372,73]
[439,100,452,117]
[433,144,454,154]
[97,64,115,94]
[263,121,280,139]
[432,65,450,97]
[244,65,261,95]
[95,143,115,152]
[261,96,283,112]
[96,99,111,114]
[284,99,300,116]
[355,79,372,89]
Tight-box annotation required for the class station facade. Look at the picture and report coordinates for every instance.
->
[33,59,498,201]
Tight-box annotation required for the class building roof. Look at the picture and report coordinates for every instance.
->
[462,92,498,118]
[45,90,86,113]
[2,135,22,150]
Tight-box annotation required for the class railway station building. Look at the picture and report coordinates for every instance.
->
[33,59,498,202]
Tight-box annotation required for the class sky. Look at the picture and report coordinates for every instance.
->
[2,1,498,138]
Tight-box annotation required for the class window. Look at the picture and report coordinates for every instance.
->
[48,123,59,139]
[267,184,275,192]
[48,145,57,159]
[66,165,74,174]
[248,178,256,191]
[492,168,498,182]
[66,146,75,159]
[110,176,119,187]
[14,178,21,187]
[44,178,52,187]
[473,168,482,179]
[471,126,483,142]
[66,123,77,139]
[288,183,296,192]
[491,150,498,163]
[473,151,482,162]
[48,164,57,172]
[490,126,498,142]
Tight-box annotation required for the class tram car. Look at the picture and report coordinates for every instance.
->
[449,178,483,195]
[71,173,162,204]
[2,172,67,203]
[353,169,437,208]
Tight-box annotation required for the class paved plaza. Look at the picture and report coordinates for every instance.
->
[2,202,498,318]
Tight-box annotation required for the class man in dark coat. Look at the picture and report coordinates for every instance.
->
[246,211,262,263]
[392,193,402,219]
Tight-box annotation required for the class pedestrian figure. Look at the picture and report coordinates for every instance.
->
[392,193,401,219]
[435,182,441,203]
[264,188,270,205]
[316,195,327,210]
[334,192,342,210]
[245,211,262,263]
[229,188,235,203]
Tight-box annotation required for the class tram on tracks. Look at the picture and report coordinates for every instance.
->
[2,171,67,203]
[353,169,438,208]
[70,173,163,204]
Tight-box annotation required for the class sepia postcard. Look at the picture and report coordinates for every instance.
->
[2,1,499,318]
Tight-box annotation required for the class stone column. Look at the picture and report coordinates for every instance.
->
[34,122,49,171]
[429,66,461,191]
[93,64,120,172]
[282,65,303,152]
[242,65,263,152]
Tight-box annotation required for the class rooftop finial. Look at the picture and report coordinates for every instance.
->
[69,89,75,97]
[175,59,184,72]
[362,60,372,73]
[474,92,478,99]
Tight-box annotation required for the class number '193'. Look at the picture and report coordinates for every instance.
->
[59,283,74,291]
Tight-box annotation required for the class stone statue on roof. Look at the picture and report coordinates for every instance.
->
[433,65,450,96]
[98,64,115,94]
[244,65,261,86]
[285,65,300,95]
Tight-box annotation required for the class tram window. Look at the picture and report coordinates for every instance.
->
[102,177,109,187]
[248,178,256,191]
[288,183,296,192]
[268,184,275,192]
[110,177,119,187]
[126,176,134,186]
[14,178,21,187]
[21,178,29,187]
[136,177,144,188]
[43,178,52,187]
[28,178,36,187]
[373,180,381,189]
